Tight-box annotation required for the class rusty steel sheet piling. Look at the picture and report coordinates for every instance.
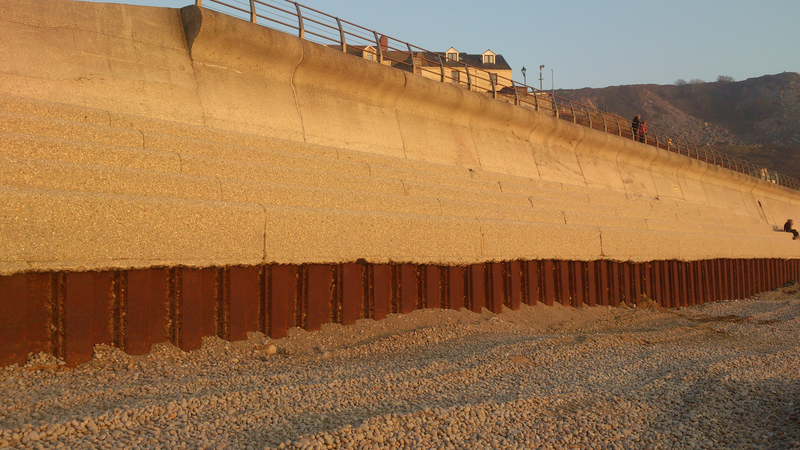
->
[2,258,798,367]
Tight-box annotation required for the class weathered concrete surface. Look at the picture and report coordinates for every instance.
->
[0,0,799,277]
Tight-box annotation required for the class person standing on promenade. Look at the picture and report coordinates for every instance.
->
[631,115,641,140]
[638,120,648,143]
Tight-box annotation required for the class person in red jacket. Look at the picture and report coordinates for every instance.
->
[784,219,799,239]
[638,120,648,143]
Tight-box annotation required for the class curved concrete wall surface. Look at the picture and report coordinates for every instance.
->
[1,0,800,276]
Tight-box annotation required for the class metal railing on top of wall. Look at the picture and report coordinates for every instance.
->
[196,0,799,192]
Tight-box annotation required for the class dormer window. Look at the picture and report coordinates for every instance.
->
[482,50,496,65]
[363,45,377,62]
[445,47,459,62]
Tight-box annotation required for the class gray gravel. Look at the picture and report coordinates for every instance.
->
[2,284,800,450]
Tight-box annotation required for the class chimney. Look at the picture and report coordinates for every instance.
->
[380,35,388,52]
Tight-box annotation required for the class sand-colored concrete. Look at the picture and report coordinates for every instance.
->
[1,0,800,276]
[181,5,304,141]
[479,220,602,261]
[261,207,483,265]
[469,93,541,179]
[394,70,482,167]
[0,155,221,201]
[0,187,265,276]
[0,131,182,173]
[0,1,201,123]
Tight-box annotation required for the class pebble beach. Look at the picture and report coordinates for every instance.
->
[2,285,800,450]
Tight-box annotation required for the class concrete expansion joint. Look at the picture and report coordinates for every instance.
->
[598,229,606,258]
[395,73,410,160]
[290,41,306,143]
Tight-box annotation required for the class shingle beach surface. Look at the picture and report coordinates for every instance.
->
[2,286,799,449]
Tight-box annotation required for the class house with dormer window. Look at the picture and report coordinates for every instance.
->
[394,47,513,94]
[338,41,514,95]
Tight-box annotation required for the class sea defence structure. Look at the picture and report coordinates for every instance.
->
[2,0,800,367]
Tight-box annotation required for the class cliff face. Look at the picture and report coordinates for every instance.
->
[555,72,800,178]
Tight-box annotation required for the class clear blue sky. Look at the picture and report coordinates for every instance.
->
[86,0,799,90]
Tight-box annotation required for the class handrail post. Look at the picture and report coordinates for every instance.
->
[533,88,539,111]
[336,18,346,53]
[438,54,445,83]
[600,111,607,132]
[512,81,519,106]
[464,63,471,91]
[613,115,621,136]
[373,31,383,64]
[568,101,576,123]
[406,43,415,74]
[250,0,256,22]
[295,3,304,39]
[489,73,496,99]
[584,105,592,129]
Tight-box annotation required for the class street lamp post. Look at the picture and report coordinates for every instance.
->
[521,66,527,87]
[539,65,545,91]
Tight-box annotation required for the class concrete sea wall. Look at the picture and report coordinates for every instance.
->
[1,0,799,366]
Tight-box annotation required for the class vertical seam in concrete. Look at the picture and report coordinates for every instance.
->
[572,129,590,187]
[290,44,307,143]
[468,95,484,169]
[394,74,410,160]
[598,228,606,258]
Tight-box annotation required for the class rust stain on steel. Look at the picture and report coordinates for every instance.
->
[488,262,504,314]
[586,261,597,307]
[399,264,417,314]
[570,261,584,308]
[467,264,485,313]
[64,272,114,366]
[608,261,620,307]
[508,261,521,311]
[0,273,51,367]
[598,260,610,306]
[447,266,465,311]
[125,268,168,356]
[305,264,332,332]
[425,265,442,310]
[523,261,540,306]
[267,264,296,339]
[229,266,260,341]
[621,262,632,307]
[340,263,363,326]
[372,264,391,320]
[542,260,556,307]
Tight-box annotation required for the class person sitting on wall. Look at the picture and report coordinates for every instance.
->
[631,114,640,140]
[784,219,799,240]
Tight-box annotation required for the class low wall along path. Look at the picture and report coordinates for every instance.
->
[1,0,800,367]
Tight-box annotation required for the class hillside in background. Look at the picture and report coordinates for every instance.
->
[555,72,800,179]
